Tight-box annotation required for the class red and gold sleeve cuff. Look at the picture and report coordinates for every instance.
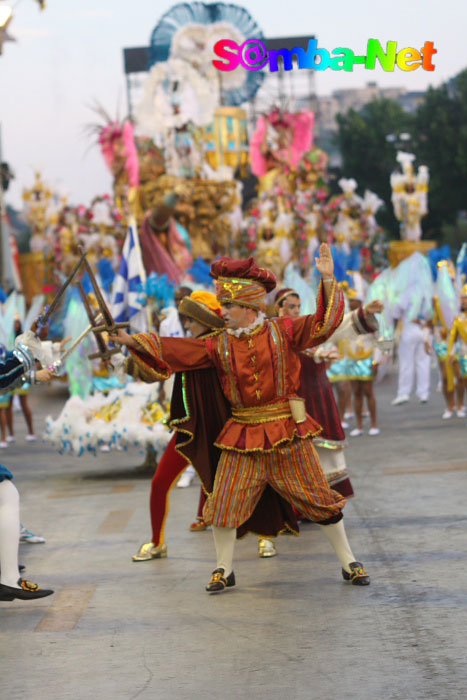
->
[127,332,172,383]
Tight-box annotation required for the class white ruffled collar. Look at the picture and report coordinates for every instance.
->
[226,312,267,338]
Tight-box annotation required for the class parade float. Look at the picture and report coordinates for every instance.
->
[16,1,393,306]
[240,131,388,285]
[92,2,265,267]
[388,150,434,267]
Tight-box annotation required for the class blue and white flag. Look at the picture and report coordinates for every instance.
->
[112,218,147,333]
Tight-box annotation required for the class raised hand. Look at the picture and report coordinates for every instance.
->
[315,243,334,279]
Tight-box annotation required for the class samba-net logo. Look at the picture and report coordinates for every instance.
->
[213,38,437,73]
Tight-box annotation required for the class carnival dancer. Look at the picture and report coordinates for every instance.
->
[275,288,382,484]
[432,301,465,418]
[325,286,353,429]
[391,282,432,406]
[132,290,298,562]
[447,284,467,414]
[113,243,371,592]
[334,289,382,437]
[132,291,224,561]
[431,262,465,419]
[0,329,54,601]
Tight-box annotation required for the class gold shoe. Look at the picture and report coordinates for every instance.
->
[132,542,167,562]
[258,538,277,558]
[189,519,208,532]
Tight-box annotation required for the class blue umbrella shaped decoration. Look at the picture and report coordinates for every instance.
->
[148,2,265,106]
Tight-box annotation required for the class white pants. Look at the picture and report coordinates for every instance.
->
[397,324,431,400]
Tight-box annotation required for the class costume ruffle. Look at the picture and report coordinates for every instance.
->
[214,414,322,453]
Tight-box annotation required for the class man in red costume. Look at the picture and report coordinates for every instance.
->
[113,243,370,592]
[131,291,297,562]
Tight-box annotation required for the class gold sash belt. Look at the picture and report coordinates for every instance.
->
[231,401,292,424]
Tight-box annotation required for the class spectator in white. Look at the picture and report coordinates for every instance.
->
[391,301,432,405]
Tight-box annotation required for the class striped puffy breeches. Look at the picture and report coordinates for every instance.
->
[203,437,346,529]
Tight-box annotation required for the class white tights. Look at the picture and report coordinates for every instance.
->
[0,480,21,588]
[211,525,236,577]
[211,520,356,577]
[319,520,356,573]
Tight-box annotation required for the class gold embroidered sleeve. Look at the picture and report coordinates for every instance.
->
[127,333,172,383]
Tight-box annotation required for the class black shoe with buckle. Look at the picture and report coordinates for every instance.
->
[205,567,236,593]
[0,578,54,601]
[342,561,370,586]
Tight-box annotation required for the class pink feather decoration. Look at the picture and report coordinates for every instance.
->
[98,121,140,188]
[122,121,140,188]
[250,110,314,177]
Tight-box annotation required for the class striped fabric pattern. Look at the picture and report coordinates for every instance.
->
[203,437,346,528]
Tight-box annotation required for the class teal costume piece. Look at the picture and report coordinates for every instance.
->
[327,358,353,383]
[92,375,127,393]
[0,391,11,408]
[13,381,30,396]
[345,357,374,381]
[175,221,192,253]
[459,356,467,377]
[433,341,448,360]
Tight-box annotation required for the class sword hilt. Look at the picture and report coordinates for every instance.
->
[92,322,130,334]
[88,347,121,361]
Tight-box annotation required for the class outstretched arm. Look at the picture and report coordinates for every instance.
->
[329,302,382,345]
[112,329,212,382]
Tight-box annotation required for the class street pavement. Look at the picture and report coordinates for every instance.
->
[1,365,467,700]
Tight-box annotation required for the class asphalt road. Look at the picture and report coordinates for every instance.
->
[1,366,467,700]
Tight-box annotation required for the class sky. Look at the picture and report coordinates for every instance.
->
[0,0,465,209]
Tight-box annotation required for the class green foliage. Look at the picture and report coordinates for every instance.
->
[337,99,414,236]
[336,69,467,243]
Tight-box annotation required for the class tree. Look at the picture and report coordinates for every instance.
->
[336,99,414,237]
[336,69,467,242]
[412,78,466,237]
